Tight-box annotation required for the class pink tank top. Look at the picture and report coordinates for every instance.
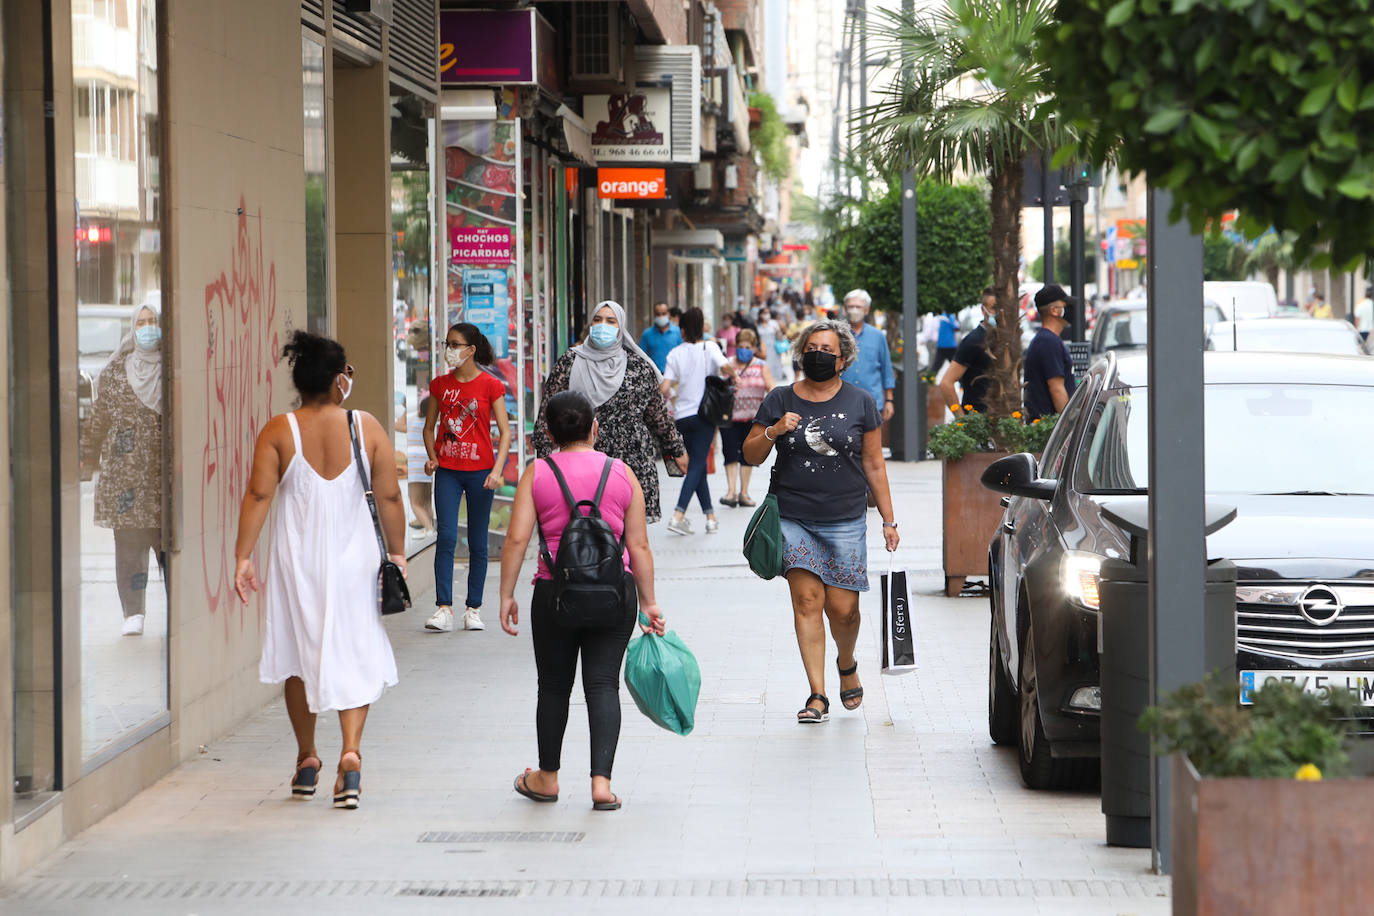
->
[532,451,634,581]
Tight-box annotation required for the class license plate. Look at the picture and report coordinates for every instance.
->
[1240,670,1374,706]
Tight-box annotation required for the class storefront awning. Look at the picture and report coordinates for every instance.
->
[652,229,725,250]
[554,105,597,166]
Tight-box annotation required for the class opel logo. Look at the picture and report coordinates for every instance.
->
[1298,585,1343,627]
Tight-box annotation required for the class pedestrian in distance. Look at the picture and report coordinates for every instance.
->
[939,287,996,416]
[498,390,666,811]
[234,330,405,809]
[1354,285,1374,343]
[1022,284,1078,422]
[742,319,900,724]
[718,310,739,357]
[80,297,166,637]
[405,393,435,535]
[638,301,683,373]
[757,307,787,382]
[719,328,776,509]
[661,307,739,535]
[932,309,961,377]
[534,300,687,524]
[422,323,511,633]
[838,289,896,424]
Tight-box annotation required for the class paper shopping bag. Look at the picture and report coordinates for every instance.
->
[881,565,917,675]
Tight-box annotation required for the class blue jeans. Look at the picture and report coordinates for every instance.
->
[674,414,716,514]
[433,467,495,609]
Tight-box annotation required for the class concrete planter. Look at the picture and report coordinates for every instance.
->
[941,451,1008,597]
[1171,754,1374,915]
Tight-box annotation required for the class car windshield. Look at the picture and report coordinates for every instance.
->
[1098,307,1224,351]
[1082,383,1374,495]
[78,317,125,358]
[1209,323,1363,355]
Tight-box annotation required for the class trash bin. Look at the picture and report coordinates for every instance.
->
[1097,499,1238,848]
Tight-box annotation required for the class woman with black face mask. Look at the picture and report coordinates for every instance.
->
[742,319,900,724]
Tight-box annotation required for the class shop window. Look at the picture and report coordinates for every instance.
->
[72,0,168,763]
[390,90,436,553]
[303,36,328,334]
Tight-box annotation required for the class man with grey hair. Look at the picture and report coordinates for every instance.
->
[838,289,896,422]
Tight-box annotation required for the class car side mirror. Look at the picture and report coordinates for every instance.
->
[980,452,1057,500]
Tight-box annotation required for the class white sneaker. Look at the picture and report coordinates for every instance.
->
[425,607,455,632]
[463,608,485,631]
[704,517,719,534]
[121,615,145,636]
[667,516,694,535]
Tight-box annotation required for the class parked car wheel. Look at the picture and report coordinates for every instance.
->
[989,615,1017,746]
[1018,626,1096,790]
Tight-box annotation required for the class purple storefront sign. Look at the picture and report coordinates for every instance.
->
[439,10,536,86]
[451,226,514,264]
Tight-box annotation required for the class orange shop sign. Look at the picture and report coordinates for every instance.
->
[597,168,667,200]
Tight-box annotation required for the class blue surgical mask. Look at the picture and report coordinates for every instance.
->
[984,311,997,329]
[736,347,754,364]
[134,326,162,350]
[588,323,619,349]
[654,315,670,328]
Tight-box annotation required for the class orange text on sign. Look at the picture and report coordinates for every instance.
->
[597,168,667,200]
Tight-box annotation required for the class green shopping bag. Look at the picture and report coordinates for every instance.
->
[741,491,784,580]
[624,615,700,736]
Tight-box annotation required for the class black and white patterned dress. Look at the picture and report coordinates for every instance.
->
[532,350,686,522]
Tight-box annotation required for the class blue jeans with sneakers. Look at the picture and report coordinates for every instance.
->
[433,467,495,609]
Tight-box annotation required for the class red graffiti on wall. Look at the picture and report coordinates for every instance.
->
[201,199,279,636]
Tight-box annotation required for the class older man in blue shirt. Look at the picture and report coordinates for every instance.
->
[839,289,896,422]
[638,301,684,372]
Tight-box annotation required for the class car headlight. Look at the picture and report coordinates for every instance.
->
[1061,551,1102,610]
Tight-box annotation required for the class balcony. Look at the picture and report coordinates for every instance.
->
[72,14,138,84]
[75,154,139,219]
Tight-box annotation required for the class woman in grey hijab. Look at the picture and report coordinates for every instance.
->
[532,301,686,523]
[80,298,165,636]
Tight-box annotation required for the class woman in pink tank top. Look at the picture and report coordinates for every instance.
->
[497,391,665,811]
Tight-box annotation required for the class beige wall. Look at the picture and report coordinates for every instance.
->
[165,0,308,762]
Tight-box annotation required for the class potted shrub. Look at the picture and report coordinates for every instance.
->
[1141,677,1374,912]
[929,410,1056,596]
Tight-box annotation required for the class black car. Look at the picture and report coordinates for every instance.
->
[983,351,1374,789]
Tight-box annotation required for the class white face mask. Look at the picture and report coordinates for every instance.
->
[445,346,469,369]
[337,374,353,403]
[846,306,866,324]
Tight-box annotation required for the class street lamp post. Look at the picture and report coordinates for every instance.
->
[897,0,921,462]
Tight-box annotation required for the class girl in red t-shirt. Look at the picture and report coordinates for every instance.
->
[423,323,511,632]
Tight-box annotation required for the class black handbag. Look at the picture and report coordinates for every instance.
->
[348,410,412,616]
[698,374,735,428]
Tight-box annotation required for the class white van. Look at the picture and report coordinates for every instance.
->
[1202,281,1279,321]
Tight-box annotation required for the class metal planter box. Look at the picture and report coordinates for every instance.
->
[1171,754,1374,915]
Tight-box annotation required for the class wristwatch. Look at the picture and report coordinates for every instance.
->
[883,521,898,529]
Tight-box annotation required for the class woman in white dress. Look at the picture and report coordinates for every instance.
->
[234,330,407,809]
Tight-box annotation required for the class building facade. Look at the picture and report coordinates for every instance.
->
[2,0,441,879]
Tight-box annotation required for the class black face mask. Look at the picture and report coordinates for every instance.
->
[801,349,839,382]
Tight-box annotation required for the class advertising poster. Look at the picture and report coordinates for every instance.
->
[585,89,673,161]
[444,118,523,540]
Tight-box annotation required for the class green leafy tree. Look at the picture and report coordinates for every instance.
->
[1044,0,1374,267]
[749,92,791,182]
[1029,228,1098,284]
[819,179,991,315]
[1244,229,1305,291]
[1203,233,1249,281]
[862,0,1083,418]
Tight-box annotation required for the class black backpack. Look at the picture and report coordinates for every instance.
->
[536,457,631,628]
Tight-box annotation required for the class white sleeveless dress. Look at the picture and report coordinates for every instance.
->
[259,411,398,712]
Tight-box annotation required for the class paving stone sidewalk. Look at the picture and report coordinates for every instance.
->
[1,458,1170,915]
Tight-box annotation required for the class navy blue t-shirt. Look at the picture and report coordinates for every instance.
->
[1022,327,1076,421]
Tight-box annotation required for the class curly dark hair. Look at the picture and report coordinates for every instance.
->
[281,330,347,398]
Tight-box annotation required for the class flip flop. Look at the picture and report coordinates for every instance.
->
[592,795,622,811]
[514,770,558,803]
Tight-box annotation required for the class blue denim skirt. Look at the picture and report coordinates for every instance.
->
[780,515,870,592]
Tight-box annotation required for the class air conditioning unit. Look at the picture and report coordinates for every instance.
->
[694,162,713,191]
[343,0,392,26]
[635,45,702,163]
[723,164,738,190]
[569,3,634,90]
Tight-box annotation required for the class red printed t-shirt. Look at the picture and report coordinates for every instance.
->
[429,371,505,471]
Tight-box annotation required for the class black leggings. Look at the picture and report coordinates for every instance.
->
[531,578,637,778]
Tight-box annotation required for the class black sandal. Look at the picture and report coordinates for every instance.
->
[797,693,830,724]
[838,660,864,710]
[720,496,739,507]
[738,495,756,507]
[333,750,362,809]
[291,754,320,798]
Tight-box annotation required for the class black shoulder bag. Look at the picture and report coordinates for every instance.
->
[347,410,412,616]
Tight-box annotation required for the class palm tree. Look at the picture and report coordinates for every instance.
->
[861,0,1076,419]
[1243,230,1302,299]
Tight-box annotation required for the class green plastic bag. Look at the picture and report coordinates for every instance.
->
[624,615,701,736]
[742,491,784,580]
